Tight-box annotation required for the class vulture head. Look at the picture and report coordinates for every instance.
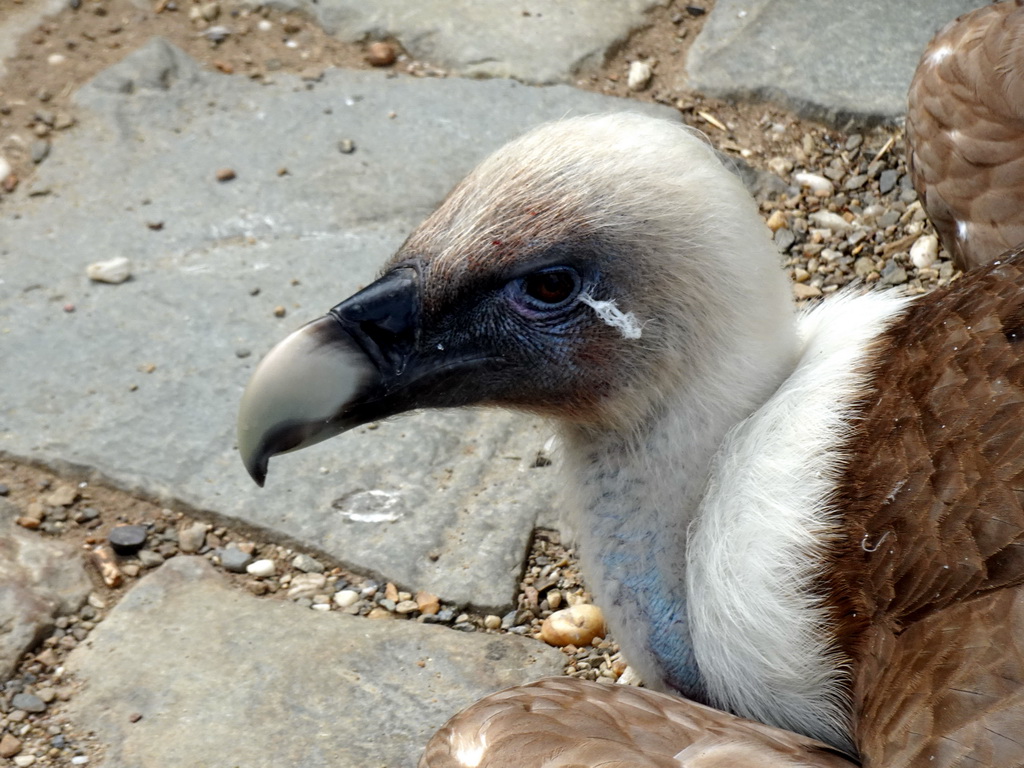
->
[238,113,797,486]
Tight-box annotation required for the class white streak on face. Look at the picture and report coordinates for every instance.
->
[579,292,644,339]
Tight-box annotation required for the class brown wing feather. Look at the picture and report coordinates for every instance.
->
[830,249,1024,765]
[419,678,856,768]
[906,1,1024,271]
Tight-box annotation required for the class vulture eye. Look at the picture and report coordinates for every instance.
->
[520,268,580,307]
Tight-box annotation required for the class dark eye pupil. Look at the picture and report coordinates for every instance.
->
[524,270,576,304]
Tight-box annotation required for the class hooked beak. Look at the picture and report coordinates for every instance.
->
[237,267,421,486]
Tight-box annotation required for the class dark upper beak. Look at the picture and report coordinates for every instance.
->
[237,267,422,486]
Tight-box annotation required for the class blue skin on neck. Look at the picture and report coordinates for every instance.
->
[597,542,707,703]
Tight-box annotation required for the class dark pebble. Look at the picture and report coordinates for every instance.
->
[686,4,706,15]
[51,734,66,749]
[108,524,147,555]
[11,692,46,713]
[0,483,8,496]
[453,622,477,632]
[235,348,251,359]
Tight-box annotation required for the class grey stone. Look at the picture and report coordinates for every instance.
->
[137,550,165,569]
[10,693,45,713]
[879,169,899,195]
[774,227,795,252]
[0,39,675,611]
[29,139,50,164]
[685,0,987,127]
[881,261,908,286]
[0,500,92,679]
[255,0,666,84]
[217,546,252,573]
[290,553,324,573]
[64,557,564,768]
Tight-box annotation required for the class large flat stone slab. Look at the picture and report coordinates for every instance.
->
[64,557,565,768]
[0,500,92,679]
[258,0,666,84]
[0,39,676,610]
[685,0,987,127]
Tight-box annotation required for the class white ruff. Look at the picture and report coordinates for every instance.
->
[687,289,911,749]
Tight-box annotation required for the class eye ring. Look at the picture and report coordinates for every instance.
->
[519,267,580,308]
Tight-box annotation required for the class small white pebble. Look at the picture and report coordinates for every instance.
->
[794,171,834,197]
[47,53,66,65]
[14,756,36,767]
[86,256,132,284]
[627,60,653,91]
[808,210,852,233]
[910,234,939,268]
[71,758,89,766]
[0,156,11,181]
[246,559,276,578]
[257,19,273,31]
[311,603,331,612]
[333,590,360,608]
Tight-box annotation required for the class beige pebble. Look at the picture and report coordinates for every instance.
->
[767,156,794,176]
[367,607,393,620]
[483,614,501,629]
[366,41,397,67]
[0,733,22,758]
[792,283,822,300]
[333,589,360,609]
[91,545,122,588]
[547,590,562,610]
[287,573,327,600]
[765,210,788,232]
[540,604,605,647]
[415,590,439,615]
[395,600,419,614]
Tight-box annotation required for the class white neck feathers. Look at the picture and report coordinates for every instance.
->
[687,289,910,748]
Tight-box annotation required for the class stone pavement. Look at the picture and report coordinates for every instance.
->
[0,1,991,765]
